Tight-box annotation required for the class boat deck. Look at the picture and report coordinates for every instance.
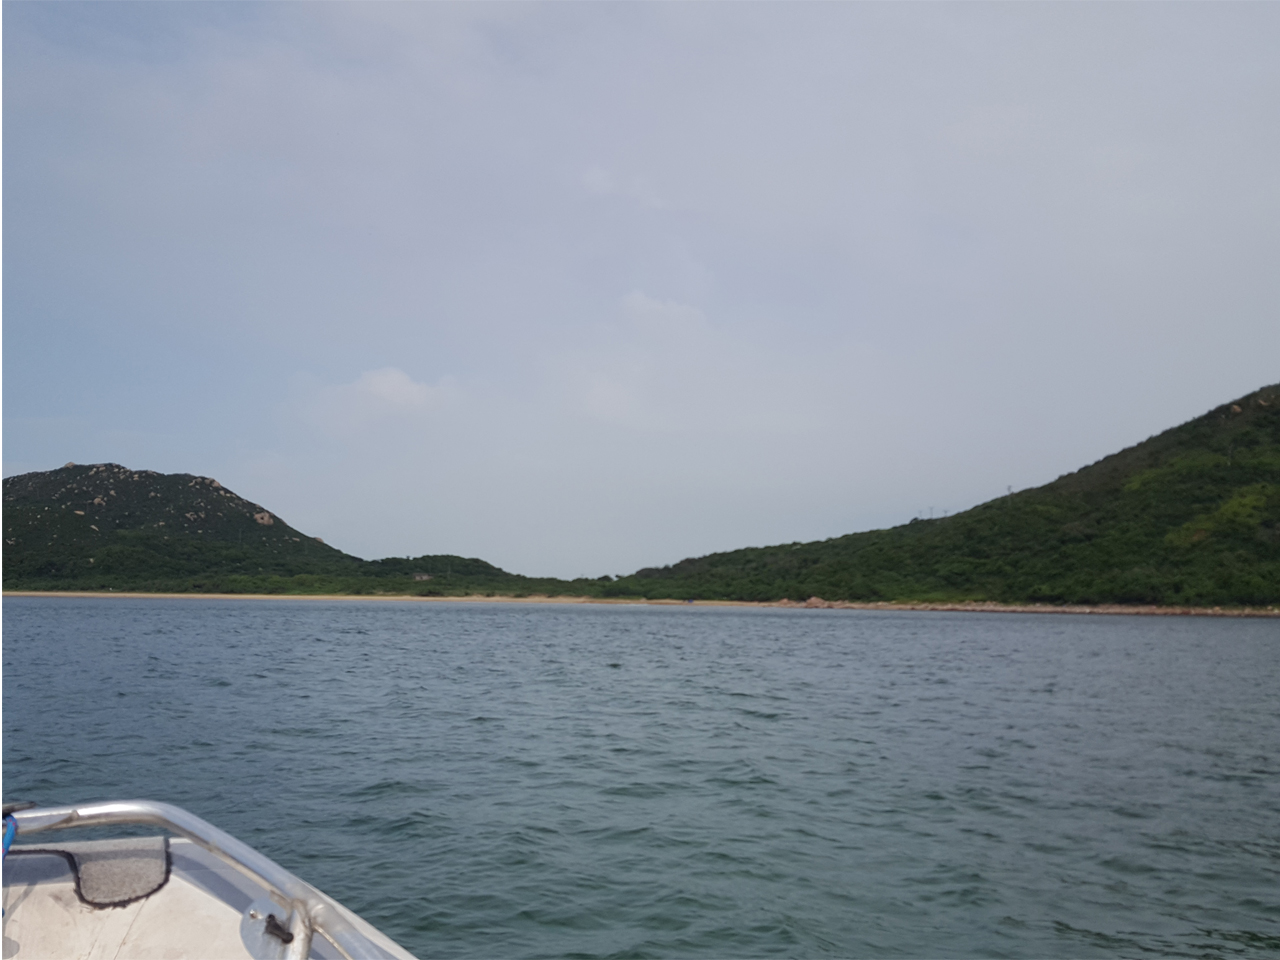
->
[3,835,413,960]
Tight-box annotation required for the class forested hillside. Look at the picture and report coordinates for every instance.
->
[604,384,1280,606]
[1,463,578,595]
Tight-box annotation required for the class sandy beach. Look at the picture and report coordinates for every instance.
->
[4,591,1277,617]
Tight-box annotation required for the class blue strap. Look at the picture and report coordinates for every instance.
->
[2,815,12,915]
[2,815,16,861]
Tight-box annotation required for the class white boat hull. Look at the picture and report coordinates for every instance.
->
[2,801,418,960]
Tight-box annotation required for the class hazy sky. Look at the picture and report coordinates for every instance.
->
[5,3,1278,578]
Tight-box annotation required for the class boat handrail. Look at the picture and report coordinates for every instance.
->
[9,799,398,960]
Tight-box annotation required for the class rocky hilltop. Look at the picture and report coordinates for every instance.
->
[3,463,364,587]
[3,463,539,594]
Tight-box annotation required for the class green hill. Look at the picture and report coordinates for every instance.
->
[5,383,1278,606]
[1,463,544,595]
[603,383,1280,606]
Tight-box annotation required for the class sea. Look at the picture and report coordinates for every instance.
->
[3,597,1278,959]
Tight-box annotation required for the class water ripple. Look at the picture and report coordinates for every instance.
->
[5,599,1279,958]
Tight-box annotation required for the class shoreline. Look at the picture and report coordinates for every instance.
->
[4,591,1278,617]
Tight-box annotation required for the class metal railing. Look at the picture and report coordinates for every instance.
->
[9,799,413,960]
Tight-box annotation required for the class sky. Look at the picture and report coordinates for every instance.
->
[4,2,1279,579]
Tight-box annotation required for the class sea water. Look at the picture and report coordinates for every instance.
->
[3,597,1278,958]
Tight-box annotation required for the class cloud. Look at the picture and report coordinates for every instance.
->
[351,367,440,410]
[582,167,615,196]
[581,166,668,209]
[285,367,456,440]
[556,289,854,441]
[621,290,707,336]
[565,291,725,430]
